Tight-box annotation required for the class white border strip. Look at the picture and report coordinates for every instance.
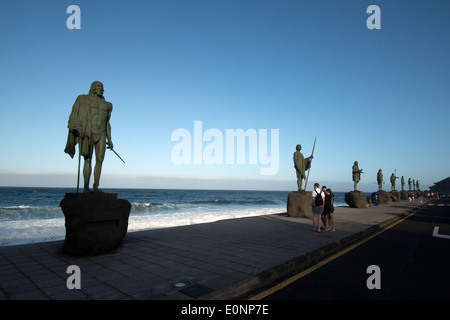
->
[432,226,450,239]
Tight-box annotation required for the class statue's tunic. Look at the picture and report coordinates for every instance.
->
[377,171,383,186]
[294,151,311,180]
[64,94,112,159]
[352,164,361,182]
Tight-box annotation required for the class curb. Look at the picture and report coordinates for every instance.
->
[210,200,432,300]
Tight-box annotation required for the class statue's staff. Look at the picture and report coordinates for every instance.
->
[304,136,316,190]
[77,142,81,193]
[109,147,125,163]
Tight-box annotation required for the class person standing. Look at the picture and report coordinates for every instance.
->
[321,185,328,230]
[324,188,335,231]
[312,183,325,232]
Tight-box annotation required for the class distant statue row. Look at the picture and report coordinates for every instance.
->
[352,162,419,192]
[293,145,421,193]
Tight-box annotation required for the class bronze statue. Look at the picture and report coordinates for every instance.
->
[293,144,313,191]
[377,169,383,191]
[401,176,405,191]
[64,81,113,193]
[390,173,399,191]
[408,177,412,191]
[352,161,363,191]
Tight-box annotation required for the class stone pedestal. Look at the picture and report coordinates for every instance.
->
[345,191,368,208]
[400,190,408,200]
[390,190,400,202]
[375,190,392,204]
[287,191,312,218]
[60,193,131,256]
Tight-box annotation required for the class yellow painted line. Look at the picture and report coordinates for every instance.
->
[247,210,416,300]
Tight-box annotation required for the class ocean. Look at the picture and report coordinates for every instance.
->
[0,187,349,246]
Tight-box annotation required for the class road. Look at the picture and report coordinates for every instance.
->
[262,198,450,300]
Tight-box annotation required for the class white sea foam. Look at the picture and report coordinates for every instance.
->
[0,218,66,246]
[0,206,285,246]
[127,207,284,232]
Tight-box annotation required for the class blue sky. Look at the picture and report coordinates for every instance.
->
[0,0,449,191]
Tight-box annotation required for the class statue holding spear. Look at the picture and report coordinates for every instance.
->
[293,138,315,191]
[64,81,124,193]
[352,161,364,191]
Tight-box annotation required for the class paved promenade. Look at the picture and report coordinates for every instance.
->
[0,199,430,300]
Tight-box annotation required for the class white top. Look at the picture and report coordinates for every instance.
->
[312,188,325,205]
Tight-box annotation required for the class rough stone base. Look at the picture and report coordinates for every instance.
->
[345,191,369,208]
[400,190,408,200]
[287,191,313,218]
[374,190,392,204]
[60,193,131,256]
[390,191,400,202]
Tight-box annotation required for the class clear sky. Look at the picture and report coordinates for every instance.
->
[0,0,449,192]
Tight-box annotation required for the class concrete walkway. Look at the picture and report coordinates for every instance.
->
[0,199,430,300]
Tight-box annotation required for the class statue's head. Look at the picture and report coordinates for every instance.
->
[296,144,301,151]
[89,81,104,98]
[354,161,358,165]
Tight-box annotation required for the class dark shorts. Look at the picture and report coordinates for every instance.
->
[313,205,323,215]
